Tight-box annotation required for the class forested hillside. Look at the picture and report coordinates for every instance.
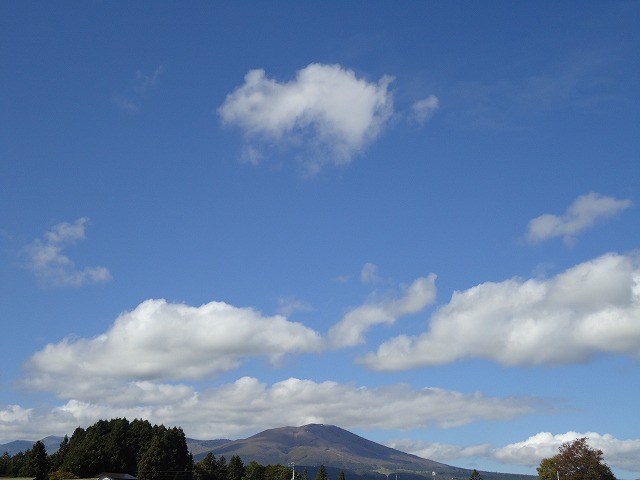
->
[0,418,313,480]
[0,418,192,480]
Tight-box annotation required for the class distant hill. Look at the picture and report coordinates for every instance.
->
[189,424,536,480]
[186,438,232,456]
[0,436,64,456]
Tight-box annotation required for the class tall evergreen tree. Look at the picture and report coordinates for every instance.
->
[104,418,134,473]
[0,452,11,476]
[338,471,346,480]
[10,451,26,477]
[314,465,328,480]
[228,456,245,480]
[128,418,155,473]
[194,453,218,480]
[213,455,227,480]
[138,426,193,480]
[24,440,50,480]
[469,470,482,480]
[49,435,70,472]
[61,427,87,475]
[242,460,265,480]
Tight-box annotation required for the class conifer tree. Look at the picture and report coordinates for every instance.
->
[24,440,50,480]
[315,465,328,480]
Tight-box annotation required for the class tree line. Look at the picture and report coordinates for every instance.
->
[1,419,615,480]
[0,418,344,480]
[0,418,191,480]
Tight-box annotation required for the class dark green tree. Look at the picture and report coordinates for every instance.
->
[315,465,328,480]
[264,464,291,480]
[302,468,309,480]
[137,426,193,480]
[128,418,155,473]
[104,418,135,473]
[228,455,246,480]
[61,427,87,475]
[537,438,616,480]
[242,460,265,480]
[9,451,26,477]
[338,471,346,480]
[49,435,70,472]
[0,452,11,476]
[216,456,228,480]
[23,440,50,480]
[469,470,482,480]
[137,434,167,480]
[194,453,218,480]
[62,424,106,477]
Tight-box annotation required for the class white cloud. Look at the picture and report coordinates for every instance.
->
[390,432,640,475]
[328,275,437,348]
[386,438,492,462]
[359,252,640,370]
[276,296,314,316]
[494,432,640,473]
[218,63,394,171]
[360,262,381,284]
[525,192,631,245]
[1,377,545,443]
[411,95,439,124]
[22,218,111,287]
[23,298,324,398]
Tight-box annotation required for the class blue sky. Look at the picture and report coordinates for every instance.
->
[1,1,639,478]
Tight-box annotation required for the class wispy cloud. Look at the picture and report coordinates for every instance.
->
[360,262,381,284]
[328,274,437,348]
[525,192,631,245]
[386,438,493,463]
[276,296,314,316]
[411,95,439,125]
[447,50,617,132]
[359,251,640,369]
[22,218,111,288]
[114,65,166,113]
[6,376,545,443]
[218,63,394,173]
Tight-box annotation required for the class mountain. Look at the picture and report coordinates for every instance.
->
[0,436,64,456]
[190,424,535,480]
[186,438,232,456]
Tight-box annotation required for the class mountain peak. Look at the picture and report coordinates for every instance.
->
[197,424,449,476]
[191,424,535,480]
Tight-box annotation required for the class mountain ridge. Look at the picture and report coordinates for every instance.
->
[0,436,64,456]
[189,424,535,480]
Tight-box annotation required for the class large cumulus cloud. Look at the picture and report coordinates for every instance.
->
[360,252,640,370]
[218,63,394,172]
